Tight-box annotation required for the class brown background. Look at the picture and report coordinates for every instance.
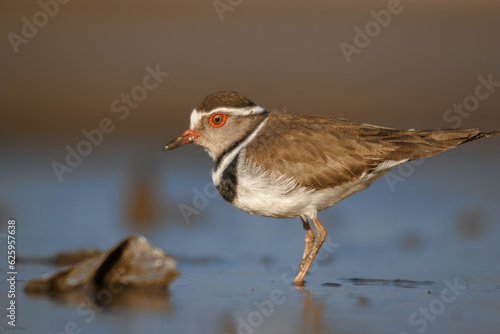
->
[2,0,500,147]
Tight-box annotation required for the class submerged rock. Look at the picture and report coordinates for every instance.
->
[25,236,178,294]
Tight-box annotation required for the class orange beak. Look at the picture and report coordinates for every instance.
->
[163,129,200,151]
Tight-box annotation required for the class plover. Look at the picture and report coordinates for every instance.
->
[163,91,499,285]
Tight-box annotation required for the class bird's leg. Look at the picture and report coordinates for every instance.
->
[298,217,315,272]
[293,217,327,286]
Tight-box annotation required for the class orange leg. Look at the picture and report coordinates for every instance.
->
[293,217,327,286]
[298,217,315,272]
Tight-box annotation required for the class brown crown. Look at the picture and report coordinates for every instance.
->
[194,91,256,112]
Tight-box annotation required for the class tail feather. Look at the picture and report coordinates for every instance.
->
[385,128,499,162]
[461,129,500,144]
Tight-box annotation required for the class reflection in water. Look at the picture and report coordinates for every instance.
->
[401,232,422,250]
[218,314,236,334]
[456,208,488,239]
[218,286,331,334]
[127,177,157,229]
[356,296,370,307]
[26,286,174,313]
[296,287,328,334]
[125,153,160,230]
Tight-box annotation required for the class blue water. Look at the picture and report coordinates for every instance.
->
[1,141,499,334]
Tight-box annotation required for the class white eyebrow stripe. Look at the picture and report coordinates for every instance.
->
[190,110,203,129]
[204,106,266,116]
[189,106,266,128]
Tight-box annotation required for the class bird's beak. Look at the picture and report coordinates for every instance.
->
[163,129,200,151]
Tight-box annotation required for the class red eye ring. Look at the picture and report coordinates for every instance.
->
[209,113,226,127]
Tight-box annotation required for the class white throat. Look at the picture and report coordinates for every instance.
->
[211,118,269,186]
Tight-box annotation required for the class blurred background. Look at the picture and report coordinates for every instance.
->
[1,0,500,333]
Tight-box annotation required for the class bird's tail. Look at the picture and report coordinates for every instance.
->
[460,129,500,144]
[386,128,499,162]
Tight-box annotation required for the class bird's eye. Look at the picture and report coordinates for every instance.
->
[209,113,226,127]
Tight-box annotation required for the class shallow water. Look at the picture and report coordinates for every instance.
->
[1,143,500,334]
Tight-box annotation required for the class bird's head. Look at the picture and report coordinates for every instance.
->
[163,91,268,160]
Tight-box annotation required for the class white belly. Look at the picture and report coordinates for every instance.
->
[232,152,406,219]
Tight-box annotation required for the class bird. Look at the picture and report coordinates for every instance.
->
[163,91,499,286]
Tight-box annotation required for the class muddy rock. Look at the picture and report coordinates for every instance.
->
[25,236,178,294]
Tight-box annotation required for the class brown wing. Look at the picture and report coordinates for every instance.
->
[244,112,486,190]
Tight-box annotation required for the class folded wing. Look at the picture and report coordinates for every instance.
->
[244,112,492,190]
